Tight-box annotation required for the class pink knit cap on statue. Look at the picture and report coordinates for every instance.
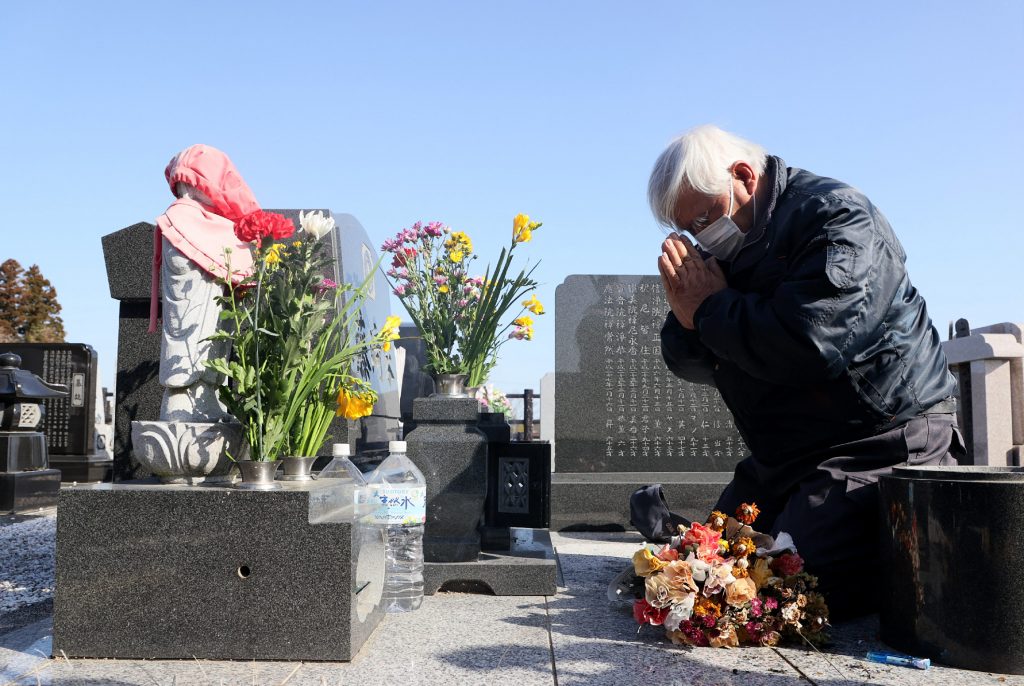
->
[149,145,260,333]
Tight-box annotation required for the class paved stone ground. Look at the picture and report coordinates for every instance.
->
[1,512,1021,685]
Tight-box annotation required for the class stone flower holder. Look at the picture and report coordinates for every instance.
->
[879,465,1024,674]
[405,396,487,562]
[130,420,246,484]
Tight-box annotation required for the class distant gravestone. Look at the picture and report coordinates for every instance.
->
[551,274,747,529]
[102,212,400,480]
[1,343,112,482]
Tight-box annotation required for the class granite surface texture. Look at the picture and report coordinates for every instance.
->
[52,480,384,661]
[879,466,1024,674]
[554,274,747,473]
[3,521,1022,685]
[0,470,60,513]
[550,471,731,531]
[406,396,488,562]
[423,527,557,596]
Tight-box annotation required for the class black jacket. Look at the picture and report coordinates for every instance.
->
[661,156,956,464]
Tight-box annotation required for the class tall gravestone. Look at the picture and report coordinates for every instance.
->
[3,343,113,482]
[552,274,747,529]
[102,212,399,480]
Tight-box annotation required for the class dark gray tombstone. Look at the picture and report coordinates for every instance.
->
[551,274,748,529]
[879,465,1024,674]
[2,343,112,482]
[394,323,435,438]
[102,212,399,480]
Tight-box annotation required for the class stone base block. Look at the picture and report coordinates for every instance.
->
[50,455,113,483]
[53,480,385,661]
[424,528,557,596]
[550,471,732,531]
[0,469,61,513]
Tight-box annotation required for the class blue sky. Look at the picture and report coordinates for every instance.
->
[1,1,1022,397]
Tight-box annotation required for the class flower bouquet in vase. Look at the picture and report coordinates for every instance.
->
[206,210,398,487]
[381,214,545,396]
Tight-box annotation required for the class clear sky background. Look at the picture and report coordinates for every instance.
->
[1,1,1022,399]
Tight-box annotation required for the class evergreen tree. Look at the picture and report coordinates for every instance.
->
[0,259,66,343]
[0,259,24,343]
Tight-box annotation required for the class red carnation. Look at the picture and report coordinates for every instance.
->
[234,210,295,245]
[633,598,669,626]
[391,247,417,268]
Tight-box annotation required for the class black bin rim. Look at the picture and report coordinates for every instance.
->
[886,465,1024,482]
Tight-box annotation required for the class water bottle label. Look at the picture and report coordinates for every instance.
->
[370,486,426,525]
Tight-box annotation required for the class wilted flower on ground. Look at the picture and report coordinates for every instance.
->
[725,577,758,607]
[735,502,761,526]
[633,547,668,577]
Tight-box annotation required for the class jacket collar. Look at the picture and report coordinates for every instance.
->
[727,155,787,275]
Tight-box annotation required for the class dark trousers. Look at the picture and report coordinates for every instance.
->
[714,413,963,620]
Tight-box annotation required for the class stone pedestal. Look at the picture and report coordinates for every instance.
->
[406,397,487,562]
[0,469,60,513]
[53,479,385,661]
[405,397,557,595]
[879,465,1024,674]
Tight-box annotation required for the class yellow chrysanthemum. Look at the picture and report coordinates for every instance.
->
[264,243,285,265]
[438,284,450,294]
[449,250,464,264]
[336,388,374,420]
[522,294,545,315]
[292,241,303,248]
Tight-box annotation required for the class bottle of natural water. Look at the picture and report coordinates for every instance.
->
[366,440,426,612]
[318,443,367,517]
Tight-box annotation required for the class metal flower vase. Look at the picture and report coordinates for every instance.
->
[235,459,281,491]
[278,456,318,481]
[432,373,470,398]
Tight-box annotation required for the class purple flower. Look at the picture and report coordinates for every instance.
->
[425,221,444,237]
[393,284,406,296]
[750,598,763,618]
[412,221,423,232]
[702,614,716,629]
[382,237,402,252]
[458,298,469,308]
[434,275,448,286]
[397,268,409,280]
[317,278,338,292]
[764,597,778,611]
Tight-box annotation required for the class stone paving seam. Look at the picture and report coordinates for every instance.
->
[543,596,559,686]
[772,647,819,686]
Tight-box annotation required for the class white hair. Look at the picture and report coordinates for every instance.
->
[648,125,768,229]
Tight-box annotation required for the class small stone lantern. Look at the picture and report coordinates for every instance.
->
[0,351,68,473]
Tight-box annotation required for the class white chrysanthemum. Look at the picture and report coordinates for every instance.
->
[299,210,335,240]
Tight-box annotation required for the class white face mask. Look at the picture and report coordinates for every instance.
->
[694,181,747,262]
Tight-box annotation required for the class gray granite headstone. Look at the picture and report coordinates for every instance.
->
[102,212,398,480]
[550,274,748,530]
[555,274,746,472]
[0,343,112,482]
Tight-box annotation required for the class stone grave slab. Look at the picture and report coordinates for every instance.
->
[53,479,385,661]
[552,275,748,530]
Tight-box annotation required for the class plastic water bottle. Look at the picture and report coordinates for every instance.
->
[366,440,426,612]
[318,444,367,516]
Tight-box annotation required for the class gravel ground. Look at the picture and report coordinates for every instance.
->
[0,512,56,615]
